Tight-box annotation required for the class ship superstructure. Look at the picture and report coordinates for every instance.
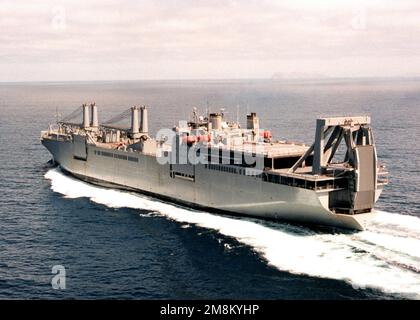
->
[41,103,388,230]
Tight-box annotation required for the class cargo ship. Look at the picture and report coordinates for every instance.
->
[41,103,388,230]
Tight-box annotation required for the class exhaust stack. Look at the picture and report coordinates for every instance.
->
[90,103,98,128]
[209,113,222,131]
[82,103,90,128]
[131,106,140,138]
[140,106,148,134]
[247,112,259,130]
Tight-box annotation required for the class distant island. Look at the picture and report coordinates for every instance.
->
[271,72,329,80]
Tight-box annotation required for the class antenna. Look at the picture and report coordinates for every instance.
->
[236,104,240,124]
[54,106,61,124]
[193,107,198,123]
[220,108,226,118]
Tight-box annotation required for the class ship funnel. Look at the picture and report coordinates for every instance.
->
[90,102,98,128]
[140,106,148,133]
[131,106,140,136]
[247,112,259,130]
[82,103,90,128]
[209,113,222,131]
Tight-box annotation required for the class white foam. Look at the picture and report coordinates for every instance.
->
[369,210,420,240]
[45,168,420,299]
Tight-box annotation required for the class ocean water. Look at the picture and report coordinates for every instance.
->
[0,78,419,299]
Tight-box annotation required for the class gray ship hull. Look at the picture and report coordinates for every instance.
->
[42,137,381,230]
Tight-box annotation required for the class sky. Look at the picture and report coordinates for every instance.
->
[1,0,420,81]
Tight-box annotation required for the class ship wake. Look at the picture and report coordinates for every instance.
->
[45,168,420,299]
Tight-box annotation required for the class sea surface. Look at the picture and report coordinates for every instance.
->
[0,78,419,299]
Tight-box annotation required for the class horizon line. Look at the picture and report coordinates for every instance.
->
[1,75,420,84]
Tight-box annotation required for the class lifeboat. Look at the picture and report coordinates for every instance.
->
[260,130,272,140]
[183,134,212,145]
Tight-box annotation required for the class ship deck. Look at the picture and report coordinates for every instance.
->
[217,140,310,158]
[92,138,310,158]
[272,166,352,181]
